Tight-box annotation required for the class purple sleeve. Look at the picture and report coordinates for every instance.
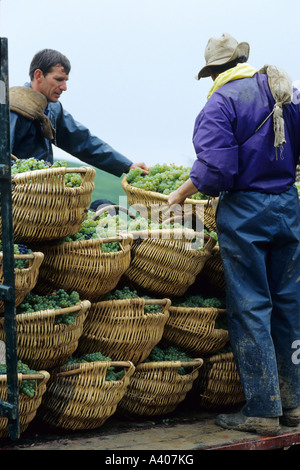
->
[190,95,239,196]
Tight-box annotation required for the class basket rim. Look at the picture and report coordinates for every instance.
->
[168,305,226,314]
[51,233,133,248]
[0,370,50,383]
[12,165,96,181]
[121,174,210,205]
[135,358,203,371]
[56,360,135,378]
[0,299,91,322]
[94,298,171,308]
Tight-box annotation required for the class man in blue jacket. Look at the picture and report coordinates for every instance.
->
[168,33,300,436]
[9,48,148,180]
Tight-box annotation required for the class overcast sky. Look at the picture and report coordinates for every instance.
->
[1,0,300,167]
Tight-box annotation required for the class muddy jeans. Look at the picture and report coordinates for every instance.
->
[216,186,300,417]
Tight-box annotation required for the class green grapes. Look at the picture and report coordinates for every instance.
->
[17,289,80,325]
[296,182,300,196]
[65,352,124,381]
[11,157,82,187]
[103,286,162,313]
[145,345,194,375]
[0,360,39,398]
[126,164,209,200]
[61,211,121,252]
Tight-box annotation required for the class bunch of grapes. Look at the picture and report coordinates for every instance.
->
[65,352,124,381]
[0,242,33,269]
[296,182,300,196]
[126,164,209,200]
[17,289,80,325]
[103,286,162,313]
[172,294,225,310]
[61,211,121,252]
[145,345,194,375]
[11,157,82,187]
[0,360,39,398]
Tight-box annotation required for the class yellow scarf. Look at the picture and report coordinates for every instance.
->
[207,63,257,100]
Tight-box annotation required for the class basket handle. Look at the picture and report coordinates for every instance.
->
[15,300,91,321]
[143,298,171,307]
[56,360,135,378]
[92,204,137,221]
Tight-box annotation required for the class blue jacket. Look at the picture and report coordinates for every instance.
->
[190,73,300,196]
[10,84,133,177]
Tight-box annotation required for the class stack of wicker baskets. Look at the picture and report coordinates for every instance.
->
[0,163,99,436]
[0,159,246,436]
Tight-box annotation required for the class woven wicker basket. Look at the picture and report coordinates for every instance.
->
[117,358,203,417]
[0,300,91,370]
[162,306,228,356]
[77,298,171,364]
[39,360,135,431]
[3,166,95,243]
[191,352,245,411]
[121,174,217,231]
[0,251,44,314]
[33,234,133,302]
[122,229,216,297]
[0,370,50,438]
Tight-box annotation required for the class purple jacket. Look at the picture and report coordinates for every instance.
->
[190,73,300,196]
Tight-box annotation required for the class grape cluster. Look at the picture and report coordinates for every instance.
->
[61,211,120,252]
[0,360,39,398]
[296,182,300,196]
[17,289,80,325]
[172,294,226,310]
[65,352,124,381]
[0,242,33,269]
[126,164,209,200]
[11,157,82,187]
[103,286,162,313]
[145,345,194,375]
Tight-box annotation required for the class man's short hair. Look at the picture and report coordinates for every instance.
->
[29,49,71,80]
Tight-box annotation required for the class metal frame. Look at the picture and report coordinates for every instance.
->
[0,37,20,440]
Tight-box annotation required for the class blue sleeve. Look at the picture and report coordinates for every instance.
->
[51,103,133,177]
[190,95,239,196]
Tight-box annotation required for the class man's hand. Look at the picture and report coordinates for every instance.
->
[129,162,149,174]
[168,178,198,206]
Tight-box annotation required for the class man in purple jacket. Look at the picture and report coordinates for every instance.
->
[168,33,300,435]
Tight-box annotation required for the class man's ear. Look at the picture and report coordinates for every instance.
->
[33,69,44,82]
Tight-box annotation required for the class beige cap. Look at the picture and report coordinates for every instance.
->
[196,33,250,79]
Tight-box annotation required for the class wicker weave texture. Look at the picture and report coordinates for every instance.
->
[77,298,171,364]
[0,252,44,314]
[3,166,95,243]
[122,230,215,297]
[191,352,245,411]
[118,359,203,417]
[0,371,50,438]
[0,300,91,370]
[39,361,135,430]
[162,306,228,356]
[33,235,133,302]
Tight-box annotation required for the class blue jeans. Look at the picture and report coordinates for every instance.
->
[216,187,300,417]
